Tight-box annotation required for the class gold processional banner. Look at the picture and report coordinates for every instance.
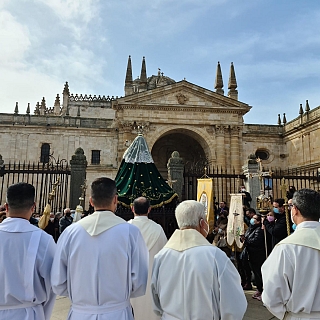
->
[227,193,244,249]
[197,178,215,233]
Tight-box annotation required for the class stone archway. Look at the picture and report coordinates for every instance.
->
[151,130,208,178]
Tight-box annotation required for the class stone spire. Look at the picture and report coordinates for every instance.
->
[54,94,61,115]
[40,97,46,115]
[139,56,147,92]
[125,55,133,96]
[228,62,238,100]
[26,103,30,115]
[214,61,224,95]
[277,114,281,125]
[299,103,303,115]
[63,82,70,115]
[14,102,19,114]
[305,99,310,112]
[283,113,287,124]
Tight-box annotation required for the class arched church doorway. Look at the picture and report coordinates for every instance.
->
[151,130,208,179]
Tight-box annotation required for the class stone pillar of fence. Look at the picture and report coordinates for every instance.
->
[242,154,260,210]
[70,148,87,210]
[167,151,184,201]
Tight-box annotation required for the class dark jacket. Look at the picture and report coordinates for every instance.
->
[263,213,288,248]
[59,216,73,234]
[244,223,266,260]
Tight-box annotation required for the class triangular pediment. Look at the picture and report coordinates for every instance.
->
[114,80,251,115]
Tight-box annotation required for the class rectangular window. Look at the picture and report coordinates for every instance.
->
[91,150,101,165]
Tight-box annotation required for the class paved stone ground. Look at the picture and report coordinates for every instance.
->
[51,288,276,319]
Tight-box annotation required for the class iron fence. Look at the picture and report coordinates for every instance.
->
[262,167,320,200]
[183,166,246,204]
[0,159,70,214]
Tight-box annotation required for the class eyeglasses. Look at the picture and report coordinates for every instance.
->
[288,204,293,208]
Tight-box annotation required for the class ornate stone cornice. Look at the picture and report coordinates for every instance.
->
[114,103,247,115]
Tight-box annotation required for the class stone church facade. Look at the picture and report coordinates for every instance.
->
[0,56,319,208]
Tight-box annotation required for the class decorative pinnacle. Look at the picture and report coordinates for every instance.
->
[14,102,19,114]
[305,99,310,112]
[299,103,303,115]
[283,113,287,124]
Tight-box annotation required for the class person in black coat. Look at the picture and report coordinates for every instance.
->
[241,214,266,301]
[263,198,288,249]
[59,208,73,234]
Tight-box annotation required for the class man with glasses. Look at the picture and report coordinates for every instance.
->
[263,198,288,249]
[262,189,320,319]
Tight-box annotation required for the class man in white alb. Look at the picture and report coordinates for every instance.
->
[0,182,56,320]
[151,200,247,320]
[262,188,320,319]
[51,177,149,320]
[128,196,167,320]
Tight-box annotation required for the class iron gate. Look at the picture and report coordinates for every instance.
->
[183,166,246,204]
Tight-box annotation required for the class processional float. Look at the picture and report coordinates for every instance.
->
[115,128,178,208]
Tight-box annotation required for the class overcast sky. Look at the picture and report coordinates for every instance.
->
[1,0,319,124]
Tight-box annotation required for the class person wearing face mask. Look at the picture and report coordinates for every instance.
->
[263,198,288,249]
[151,200,247,320]
[241,214,266,301]
[262,189,320,320]
[59,208,73,234]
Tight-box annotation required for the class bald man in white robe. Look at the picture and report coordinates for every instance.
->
[262,189,320,320]
[128,197,167,320]
[151,200,247,320]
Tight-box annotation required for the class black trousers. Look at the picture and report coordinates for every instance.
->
[249,255,265,293]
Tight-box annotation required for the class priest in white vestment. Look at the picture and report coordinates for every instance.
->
[51,177,149,320]
[262,188,320,320]
[128,197,167,320]
[151,200,247,320]
[0,182,56,320]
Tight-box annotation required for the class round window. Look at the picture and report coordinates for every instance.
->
[255,149,269,161]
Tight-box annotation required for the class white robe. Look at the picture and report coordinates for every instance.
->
[0,217,56,320]
[51,211,149,320]
[262,221,320,320]
[151,229,247,320]
[128,216,167,320]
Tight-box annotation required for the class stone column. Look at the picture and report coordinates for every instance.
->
[70,148,87,210]
[215,125,226,169]
[230,126,241,173]
[242,154,260,210]
[167,151,184,201]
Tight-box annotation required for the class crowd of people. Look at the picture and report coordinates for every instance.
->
[0,202,91,242]
[0,179,319,320]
